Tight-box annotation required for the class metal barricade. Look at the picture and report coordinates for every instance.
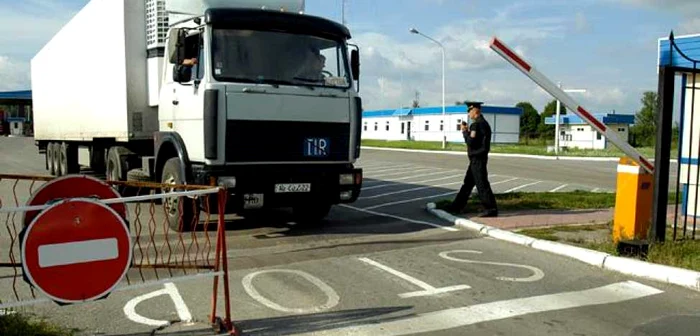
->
[0,173,235,334]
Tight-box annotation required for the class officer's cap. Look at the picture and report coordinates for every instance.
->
[466,101,483,110]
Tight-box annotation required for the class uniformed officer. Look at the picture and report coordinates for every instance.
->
[448,102,498,217]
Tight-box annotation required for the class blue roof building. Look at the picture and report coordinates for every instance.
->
[544,113,635,150]
[362,104,523,144]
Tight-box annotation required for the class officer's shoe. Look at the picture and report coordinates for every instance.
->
[479,209,498,218]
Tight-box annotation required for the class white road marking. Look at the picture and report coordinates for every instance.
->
[504,181,541,193]
[549,184,569,193]
[360,181,462,200]
[297,281,663,336]
[439,250,545,282]
[361,173,463,191]
[363,177,519,210]
[369,168,436,178]
[362,165,418,174]
[339,204,458,231]
[123,283,192,327]
[242,269,340,314]
[358,257,470,298]
[364,191,459,210]
[39,238,118,267]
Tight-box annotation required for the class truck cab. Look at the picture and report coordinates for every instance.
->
[153,5,363,226]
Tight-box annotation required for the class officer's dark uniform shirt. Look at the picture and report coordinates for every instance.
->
[464,115,492,159]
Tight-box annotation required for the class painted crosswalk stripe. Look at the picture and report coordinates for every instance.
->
[360,181,463,200]
[549,184,568,192]
[504,181,541,193]
[339,204,458,231]
[369,168,436,179]
[295,281,663,336]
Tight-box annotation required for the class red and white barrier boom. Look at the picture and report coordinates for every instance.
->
[489,37,655,173]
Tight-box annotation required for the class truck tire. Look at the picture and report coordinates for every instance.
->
[46,143,56,176]
[106,147,127,182]
[292,203,332,227]
[59,142,80,175]
[51,143,63,176]
[127,169,151,182]
[161,157,199,232]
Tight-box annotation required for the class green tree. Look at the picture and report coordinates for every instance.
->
[630,91,658,147]
[516,102,540,139]
[537,99,566,140]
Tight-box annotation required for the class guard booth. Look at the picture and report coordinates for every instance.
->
[7,117,25,137]
[0,90,32,136]
[657,32,700,240]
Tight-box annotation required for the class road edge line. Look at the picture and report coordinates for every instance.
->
[362,146,677,163]
[425,202,700,292]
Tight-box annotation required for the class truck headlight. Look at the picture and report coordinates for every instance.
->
[340,174,354,185]
[217,177,236,189]
[340,191,353,200]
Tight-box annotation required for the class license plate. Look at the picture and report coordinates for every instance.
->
[243,194,264,209]
[274,183,311,193]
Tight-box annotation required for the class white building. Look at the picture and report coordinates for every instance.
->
[544,113,634,150]
[361,105,523,143]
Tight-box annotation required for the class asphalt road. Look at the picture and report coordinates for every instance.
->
[0,137,698,336]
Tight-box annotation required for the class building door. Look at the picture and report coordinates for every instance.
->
[406,122,412,140]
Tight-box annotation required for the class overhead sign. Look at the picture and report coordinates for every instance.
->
[23,175,127,227]
[21,198,132,304]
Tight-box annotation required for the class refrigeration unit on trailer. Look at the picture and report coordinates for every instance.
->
[30,0,364,229]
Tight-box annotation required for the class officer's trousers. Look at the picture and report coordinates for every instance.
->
[452,157,497,211]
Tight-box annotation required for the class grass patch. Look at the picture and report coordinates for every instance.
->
[647,239,700,272]
[435,191,679,214]
[435,191,617,213]
[0,311,77,336]
[361,139,662,158]
[518,224,700,272]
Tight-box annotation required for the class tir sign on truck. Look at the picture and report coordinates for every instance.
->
[30,0,364,230]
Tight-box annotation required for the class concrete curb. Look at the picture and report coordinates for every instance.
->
[426,202,700,292]
[362,146,677,163]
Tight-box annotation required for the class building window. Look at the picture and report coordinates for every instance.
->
[597,132,602,140]
[425,120,429,131]
[363,122,367,131]
[577,127,584,132]
[618,127,625,132]
[386,121,390,131]
[401,122,405,134]
[374,122,378,131]
[440,120,444,131]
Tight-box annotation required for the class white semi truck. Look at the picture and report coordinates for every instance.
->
[30,0,364,230]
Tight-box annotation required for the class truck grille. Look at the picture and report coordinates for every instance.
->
[225,120,350,162]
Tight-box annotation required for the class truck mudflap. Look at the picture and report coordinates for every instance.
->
[193,165,362,212]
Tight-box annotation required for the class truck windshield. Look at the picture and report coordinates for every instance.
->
[212,29,351,88]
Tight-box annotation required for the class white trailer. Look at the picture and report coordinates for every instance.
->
[31,0,364,230]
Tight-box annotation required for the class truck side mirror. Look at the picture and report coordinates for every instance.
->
[173,65,192,83]
[351,49,360,80]
[168,28,185,64]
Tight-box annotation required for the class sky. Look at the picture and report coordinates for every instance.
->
[0,0,699,115]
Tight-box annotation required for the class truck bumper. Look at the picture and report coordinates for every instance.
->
[192,164,362,211]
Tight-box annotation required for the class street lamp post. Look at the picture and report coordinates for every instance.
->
[410,28,446,149]
[555,82,587,155]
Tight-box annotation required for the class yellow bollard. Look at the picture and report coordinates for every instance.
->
[613,157,654,245]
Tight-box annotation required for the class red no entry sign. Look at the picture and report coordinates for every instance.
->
[23,175,127,227]
[21,198,132,304]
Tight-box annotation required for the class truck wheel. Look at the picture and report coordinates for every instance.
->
[52,143,64,176]
[292,203,332,227]
[59,143,79,175]
[46,143,56,176]
[127,169,151,182]
[161,157,199,232]
[106,147,126,182]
